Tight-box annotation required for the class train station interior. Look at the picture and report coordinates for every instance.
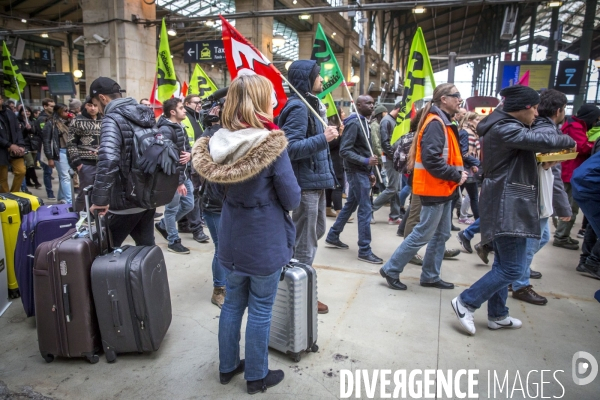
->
[0,0,599,399]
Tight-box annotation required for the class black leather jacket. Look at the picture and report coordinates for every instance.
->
[156,116,192,185]
[91,97,156,210]
[478,109,575,244]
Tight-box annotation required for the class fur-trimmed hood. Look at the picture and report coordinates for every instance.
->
[192,127,288,184]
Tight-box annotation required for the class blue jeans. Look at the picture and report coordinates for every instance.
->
[204,210,227,288]
[399,174,411,209]
[53,149,72,203]
[463,218,481,241]
[159,179,194,245]
[219,267,281,381]
[327,171,373,256]
[382,200,453,283]
[372,160,401,219]
[513,218,550,292]
[39,160,55,198]
[459,236,528,320]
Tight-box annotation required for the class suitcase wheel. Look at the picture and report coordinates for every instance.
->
[8,289,20,299]
[85,354,100,364]
[41,352,54,363]
[105,350,117,363]
[310,344,319,353]
[291,353,301,363]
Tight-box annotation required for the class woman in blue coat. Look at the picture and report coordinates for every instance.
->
[192,74,301,394]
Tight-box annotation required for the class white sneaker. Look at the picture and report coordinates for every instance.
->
[451,297,476,335]
[488,316,522,330]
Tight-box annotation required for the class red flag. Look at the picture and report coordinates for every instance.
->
[148,74,163,118]
[517,70,530,87]
[181,81,188,98]
[220,15,287,116]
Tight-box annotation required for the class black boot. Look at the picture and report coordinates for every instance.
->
[247,370,284,395]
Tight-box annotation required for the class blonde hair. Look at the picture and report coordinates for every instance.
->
[221,74,274,131]
[459,112,479,130]
[407,83,457,172]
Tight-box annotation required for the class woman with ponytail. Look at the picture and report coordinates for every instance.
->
[380,83,467,291]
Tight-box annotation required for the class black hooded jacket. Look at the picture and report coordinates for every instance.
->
[156,116,192,185]
[92,97,157,210]
[477,109,575,244]
[0,105,24,166]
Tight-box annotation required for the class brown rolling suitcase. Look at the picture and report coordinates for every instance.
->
[33,191,104,364]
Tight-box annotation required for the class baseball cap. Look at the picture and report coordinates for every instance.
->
[89,77,126,96]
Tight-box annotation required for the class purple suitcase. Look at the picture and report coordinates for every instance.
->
[15,204,79,317]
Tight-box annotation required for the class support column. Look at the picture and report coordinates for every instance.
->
[71,49,81,99]
[235,0,273,58]
[82,0,156,102]
[573,0,598,112]
[297,32,315,61]
[527,4,537,61]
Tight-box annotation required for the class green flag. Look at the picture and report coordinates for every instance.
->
[157,19,177,102]
[322,92,339,118]
[390,27,436,145]
[2,41,26,100]
[189,64,218,98]
[311,23,344,99]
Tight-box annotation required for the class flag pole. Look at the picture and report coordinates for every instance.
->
[13,75,29,126]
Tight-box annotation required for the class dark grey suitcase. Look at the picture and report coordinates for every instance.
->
[90,240,172,363]
[268,261,319,362]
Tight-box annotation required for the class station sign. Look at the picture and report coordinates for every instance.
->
[183,40,225,63]
[554,60,587,95]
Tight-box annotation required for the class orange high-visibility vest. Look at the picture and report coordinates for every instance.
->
[412,113,464,197]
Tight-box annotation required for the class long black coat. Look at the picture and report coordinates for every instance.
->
[0,106,25,166]
[478,109,575,244]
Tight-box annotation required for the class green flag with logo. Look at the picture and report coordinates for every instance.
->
[157,19,177,102]
[189,64,218,98]
[311,23,344,99]
[2,41,26,100]
[390,27,436,145]
[322,93,339,118]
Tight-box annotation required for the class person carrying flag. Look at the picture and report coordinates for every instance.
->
[277,60,338,315]
[0,95,26,192]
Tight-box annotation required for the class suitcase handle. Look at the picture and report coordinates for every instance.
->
[83,185,113,255]
[62,284,71,322]
[111,298,122,328]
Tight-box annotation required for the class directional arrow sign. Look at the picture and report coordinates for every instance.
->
[184,40,225,63]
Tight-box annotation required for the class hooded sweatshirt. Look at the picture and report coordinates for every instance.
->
[277,59,335,190]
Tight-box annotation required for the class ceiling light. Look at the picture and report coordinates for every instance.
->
[21,19,27,23]
[41,33,49,38]
[167,25,177,36]
[285,61,293,70]
[412,6,426,14]
[371,63,375,67]
[272,34,286,48]
[547,1,562,7]
[356,51,359,54]
[299,14,311,20]
[211,64,214,68]
[332,32,336,36]
[73,70,83,78]
[350,75,360,83]
[205,20,215,27]
[293,0,297,3]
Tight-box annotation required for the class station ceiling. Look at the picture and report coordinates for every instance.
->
[1,0,599,72]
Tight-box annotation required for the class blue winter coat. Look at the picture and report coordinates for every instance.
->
[572,150,600,201]
[192,128,301,276]
[278,59,335,190]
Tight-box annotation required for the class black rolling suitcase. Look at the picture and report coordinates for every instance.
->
[90,199,172,363]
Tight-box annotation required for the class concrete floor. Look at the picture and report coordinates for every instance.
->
[1,178,599,399]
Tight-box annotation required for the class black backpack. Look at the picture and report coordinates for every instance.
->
[106,116,180,209]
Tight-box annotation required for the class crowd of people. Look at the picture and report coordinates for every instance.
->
[1,60,599,394]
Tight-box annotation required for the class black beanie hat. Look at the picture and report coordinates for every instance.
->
[576,104,600,131]
[499,85,540,112]
[308,63,321,89]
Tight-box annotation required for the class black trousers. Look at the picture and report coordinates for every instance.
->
[108,209,156,247]
[580,224,600,268]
